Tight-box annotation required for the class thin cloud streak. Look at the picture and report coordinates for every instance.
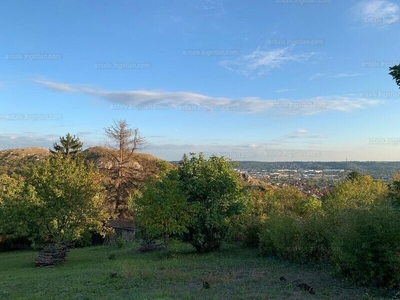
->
[309,72,361,80]
[284,129,325,139]
[33,79,383,115]
[220,47,319,77]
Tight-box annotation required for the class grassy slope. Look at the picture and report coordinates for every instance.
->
[0,242,389,300]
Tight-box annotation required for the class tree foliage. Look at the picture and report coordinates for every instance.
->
[0,155,107,246]
[0,174,42,243]
[178,153,244,252]
[264,186,306,216]
[322,174,388,212]
[50,133,83,158]
[133,170,190,250]
[331,205,400,287]
[389,64,400,88]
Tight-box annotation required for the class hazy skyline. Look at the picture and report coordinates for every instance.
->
[1,0,400,161]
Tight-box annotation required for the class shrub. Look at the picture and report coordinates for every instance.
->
[226,190,268,247]
[259,209,332,263]
[297,212,332,262]
[116,237,124,249]
[331,205,400,287]
[259,213,303,261]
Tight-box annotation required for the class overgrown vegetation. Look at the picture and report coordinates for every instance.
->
[3,118,400,294]
[232,173,400,288]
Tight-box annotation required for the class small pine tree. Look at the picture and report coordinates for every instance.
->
[50,133,83,158]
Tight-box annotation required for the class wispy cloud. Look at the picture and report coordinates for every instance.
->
[275,88,294,93]
[309,72,361,80]
[334,73,361,78]
[33,79,383,115]
[195,0,224,11]
[352,0,400,27]
[308,73,329,80]
[220,47,318,77]
[284,129,324,139]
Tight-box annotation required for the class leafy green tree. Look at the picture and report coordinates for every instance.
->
[0,155,108,246]
[389,64,400,88]
[0,174,43,244]
[133,170,190,250]
[50,133,83,158]
[178,153,244,252]
[29,154,107,244]
[265,186,306,216]
[388,172,400,208]
[322,174,388,212]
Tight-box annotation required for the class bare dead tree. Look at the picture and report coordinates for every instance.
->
[103,119,147,219]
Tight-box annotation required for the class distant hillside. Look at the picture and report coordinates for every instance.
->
[0,147,50,175]
[0,146,168,179]
[83,146,169,184]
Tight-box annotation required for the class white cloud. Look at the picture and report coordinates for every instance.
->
[220,47,318,77]
[284,129,324,139]
[275,89,291,93]
[309,72,361,80]
[352,0,400,27]
[334,73,361,78]
[296,129,308,134]
[308,73,329,80]
[33,79,383,116]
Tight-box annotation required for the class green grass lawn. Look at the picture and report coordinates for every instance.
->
[0,241,393,299]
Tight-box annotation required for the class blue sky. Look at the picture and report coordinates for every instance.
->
[1,0,400,161]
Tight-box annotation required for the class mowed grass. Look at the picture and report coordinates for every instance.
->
[0,241,392,300]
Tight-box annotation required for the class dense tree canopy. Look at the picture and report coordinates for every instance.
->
[178,153,245,252]
[0,154,107,246]
[322,174,388,211]
[133,170,190,250]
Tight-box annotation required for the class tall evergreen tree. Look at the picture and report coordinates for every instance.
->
[50,133,83,158]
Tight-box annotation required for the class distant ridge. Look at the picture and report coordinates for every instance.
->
[0,146,167,176]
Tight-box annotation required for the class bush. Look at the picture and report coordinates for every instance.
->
[259,213,303,261]
[116,237,124,249]
[297,212,332,262]
[331,205,400,287]
[259,210,332,263]
[225,190,268,247]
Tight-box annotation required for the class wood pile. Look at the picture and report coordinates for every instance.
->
[35,242,74,267]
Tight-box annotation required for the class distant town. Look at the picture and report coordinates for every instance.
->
[235,168,346,198]
[232,161,400,198]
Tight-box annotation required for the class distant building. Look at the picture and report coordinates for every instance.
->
[104,219,135,244]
